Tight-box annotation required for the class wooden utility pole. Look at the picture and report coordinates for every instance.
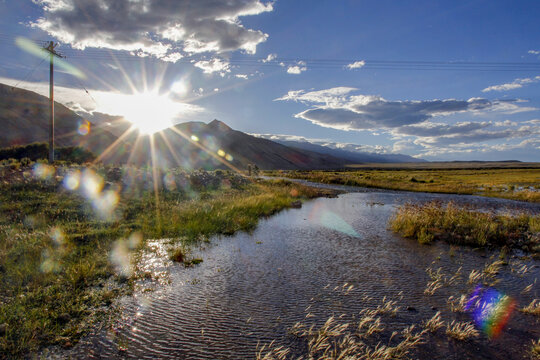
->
[43,41,63,163]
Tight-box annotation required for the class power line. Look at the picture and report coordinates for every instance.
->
[2,33,539,72]
[11,57,46,89]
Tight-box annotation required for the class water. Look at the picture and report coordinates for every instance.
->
[65,185,539,359]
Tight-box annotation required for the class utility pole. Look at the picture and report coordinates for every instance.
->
[43,41,64,163]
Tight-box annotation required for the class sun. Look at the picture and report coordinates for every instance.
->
[116,90,182,134]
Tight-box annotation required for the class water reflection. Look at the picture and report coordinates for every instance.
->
[68,189,539,359]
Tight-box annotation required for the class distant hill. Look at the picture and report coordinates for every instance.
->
[268,139,425,164]
[151,120,348,170]
[0,83,120,157]
[0,84,349,169]
[0,82,428,169]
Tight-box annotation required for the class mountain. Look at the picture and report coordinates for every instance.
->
[269,139,425,164]
[0,84,348,169]
[0,83,121,157]
[0,83,424,169]
[159,120,346,169]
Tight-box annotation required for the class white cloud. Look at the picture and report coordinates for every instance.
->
[31,0,272,61]
[235,74,249,79]
[494,120,517,127]
[395,121,491,137]
[194,58,231,76]
[252,133,394,154]
[287,61,307,74]
[528,50,540,55]
[277,87,537,132]
[482,75,540,92]
[346,60,365,69]
[262,53,277,62]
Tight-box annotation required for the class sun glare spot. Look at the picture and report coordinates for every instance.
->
[117,90,182,134]
[191,135,199,142]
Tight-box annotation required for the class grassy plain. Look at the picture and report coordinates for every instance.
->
[266,166,540,202]
[0,164,335,357]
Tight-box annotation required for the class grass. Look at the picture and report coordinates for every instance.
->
[0,164,337,357]
[445,321,479,341]
[389,201,540,254]
[519,299,540,316]
[265,168,540,202]
[256,253,540,359]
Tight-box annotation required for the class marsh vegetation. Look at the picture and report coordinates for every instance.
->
[389,201,540,255]
[0,162,335,356]
[266,168,540,202]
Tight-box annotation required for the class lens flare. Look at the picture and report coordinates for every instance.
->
[63,170,81,190]
[163,173,176,190]
[308,203,359,237]
[81,169,104,198]
[15,37,86,79]
[464,285,516,338]
[92,190,119,220]
[49,226,65,246]
[110,239,133,277]
[78,120,91,135]
[33,163,55,180]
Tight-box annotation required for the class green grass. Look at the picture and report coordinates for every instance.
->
[389,201,540,253]
[0,166,335,357]
[266,168,540,202]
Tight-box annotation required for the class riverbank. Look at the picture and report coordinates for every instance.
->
[0,164,337,357]
[264,168,540,202]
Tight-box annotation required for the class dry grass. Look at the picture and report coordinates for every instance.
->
[520,299,540,316]
[422,312,444,333]
[445,320,479,340]
[530,338,540,359]
[266,168,540,202]
[390,201,539,252]
[447,295,468,313]
[255,340,290,360]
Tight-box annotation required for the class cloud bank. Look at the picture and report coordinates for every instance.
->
[32,0,272,62]
[482,75,540,92]
[276,87,540,160]
[275,87,526,131]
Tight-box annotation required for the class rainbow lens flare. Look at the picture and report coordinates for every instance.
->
[464,285,516,338]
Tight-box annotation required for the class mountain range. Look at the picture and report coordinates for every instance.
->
[0,83,423,169]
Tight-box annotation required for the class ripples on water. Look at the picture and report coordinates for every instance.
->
[67,186,539,359]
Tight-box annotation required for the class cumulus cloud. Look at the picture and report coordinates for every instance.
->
[528,50,540,55]
[31,0,272,61]
[262,53,277,62]
[396,121,491,137]
[276,87,535,132]
[252,133,393,154]
[346,60,365,69]
[414,126,540,147]
[194,58,231,76]
[416,138,540,160]
[482,75,540,92]
[287,61,307,74]
[235,74,249,79]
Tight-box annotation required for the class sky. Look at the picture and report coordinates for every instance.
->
[1,0,539,161]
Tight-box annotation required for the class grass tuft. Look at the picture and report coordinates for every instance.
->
[390,201,539,253]
[445,320,479,341]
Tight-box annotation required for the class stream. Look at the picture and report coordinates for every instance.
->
[63,182,539,359]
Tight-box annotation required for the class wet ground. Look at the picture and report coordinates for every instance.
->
[61,184,540,359]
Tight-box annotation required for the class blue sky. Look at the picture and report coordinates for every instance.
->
[1,0,539,161]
